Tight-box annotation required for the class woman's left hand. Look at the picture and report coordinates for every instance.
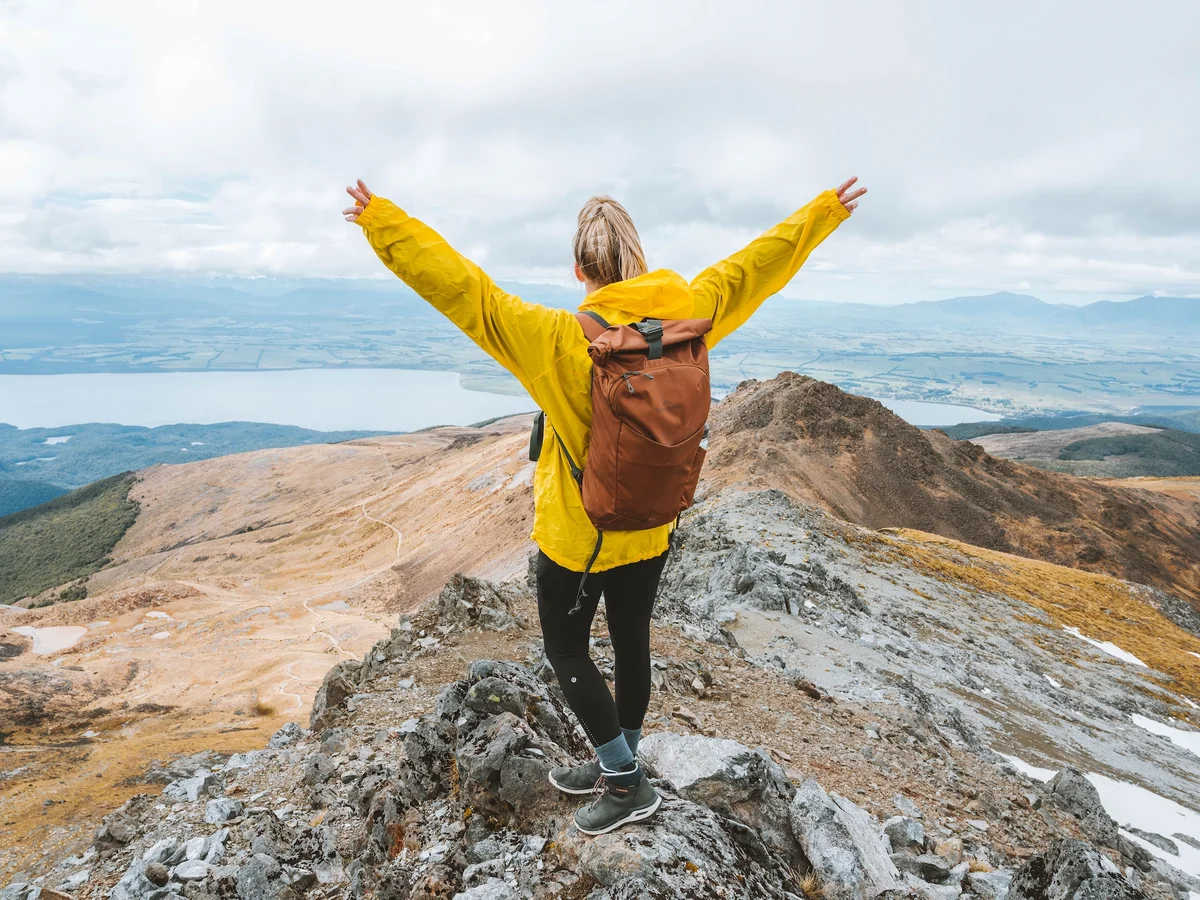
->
[342,179,374,222]
[836,176,867,213]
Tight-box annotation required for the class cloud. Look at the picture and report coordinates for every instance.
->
[1,0,1197,303]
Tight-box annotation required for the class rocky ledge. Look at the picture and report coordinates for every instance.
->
[3,574,1194,900]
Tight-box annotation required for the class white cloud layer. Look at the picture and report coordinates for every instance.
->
[2,0,1198,303]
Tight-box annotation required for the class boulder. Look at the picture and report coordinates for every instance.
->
[967,870,1015,900]
[172,860,210,881]
[556,787,804,899]
[639,731,801,867]
[301,753,336,786]
[94,795,155,853]
[433,575,527,632]
[883,816,926,853]
[788,778,899,900]
[309,660,361,731]
[892,852,955,884]
[235,853,315,900]
[1123,827,1178,856]
[268,722,304,749]
[452,880,516,900]
[1008,839,1144,900]
[1045,769,1118,847]
[163,772,221,803]
[206,798,245,824]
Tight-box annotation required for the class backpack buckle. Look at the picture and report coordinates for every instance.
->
[634,320,664,360]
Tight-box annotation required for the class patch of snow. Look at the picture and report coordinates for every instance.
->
[1088,772,1200,879]
[180,448,189,452]
[11,625,88,654]
[1131,714,1200,758]
[14,456,58,465]
[151,631,171,641]
[1044,674,1062,688]
[43,435,72,445]
[191,441,204,446]
[1189,652,1200,662]
[145,611,170,619]
[998,752,1056,782]
[1062,626,1148,668]
[1182,696,1198,710]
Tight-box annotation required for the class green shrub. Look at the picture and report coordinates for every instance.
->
[0,473,139,605]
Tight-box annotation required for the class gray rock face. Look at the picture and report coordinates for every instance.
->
[433,574,527,632]
[267,722,304,749]
[638,731,801,867]
[162,772,221,803]
[301,753,335,786]
[172,859,210,881]
[1123,827,1178,855]
[883,815,927,853]
[1045,769,1119,848]
[891,852,954,884]
[93,795,154,852]
[234,853,315,900]
[967,870,1015,900]
[452,879,516,900]
[309,660,361,731]
[788,778,899,900]
[557,788,805,899]
[205,797,244,824]
[1009,839,1144,900]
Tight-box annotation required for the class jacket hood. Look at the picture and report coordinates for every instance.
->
[577,269,694,324]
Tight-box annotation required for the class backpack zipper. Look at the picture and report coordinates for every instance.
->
[619,371,655,394]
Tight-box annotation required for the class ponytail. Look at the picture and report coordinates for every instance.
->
[572,195,648,289]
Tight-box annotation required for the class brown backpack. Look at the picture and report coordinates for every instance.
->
[530,311,712,610]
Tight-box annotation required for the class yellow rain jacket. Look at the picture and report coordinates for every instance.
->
[356,189,850,572]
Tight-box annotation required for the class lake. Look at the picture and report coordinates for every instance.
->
[0,370,1000,432]
[0,369,535,432]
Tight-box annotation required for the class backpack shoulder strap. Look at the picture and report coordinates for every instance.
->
[574,310,609,342]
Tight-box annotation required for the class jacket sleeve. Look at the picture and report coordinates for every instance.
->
[355,197,572,394]
[690,189,850,347]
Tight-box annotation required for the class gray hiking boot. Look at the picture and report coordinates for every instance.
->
[548,758,602,795]
[573,773,661,835]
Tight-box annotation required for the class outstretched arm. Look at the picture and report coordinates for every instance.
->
[344,180,573,395]
[691,177,866,347]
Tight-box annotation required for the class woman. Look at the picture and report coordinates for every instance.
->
[342,175,866,834]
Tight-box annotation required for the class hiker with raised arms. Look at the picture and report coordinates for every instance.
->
[342,175,866,834]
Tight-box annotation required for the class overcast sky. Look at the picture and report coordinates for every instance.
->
[2,1,1198,304]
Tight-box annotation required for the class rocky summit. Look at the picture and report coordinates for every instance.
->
[4,563,1196,900]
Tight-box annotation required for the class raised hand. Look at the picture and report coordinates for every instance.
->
[342,179,374,222]
[836,176,867,213]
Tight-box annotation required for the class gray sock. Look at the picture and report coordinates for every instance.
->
[595,733,635,774]
[622,727,642,758]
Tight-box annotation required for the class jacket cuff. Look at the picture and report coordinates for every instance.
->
[823,188,853,222]
[355,196,388,229]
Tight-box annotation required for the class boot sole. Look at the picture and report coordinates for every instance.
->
[574,792,662,835]
[548,771,600,796]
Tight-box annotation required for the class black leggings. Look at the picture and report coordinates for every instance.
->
[536,549,669,749]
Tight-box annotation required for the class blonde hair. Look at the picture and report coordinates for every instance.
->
[572,195,648,288]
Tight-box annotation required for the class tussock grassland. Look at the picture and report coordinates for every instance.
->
[0,472,139,605]
[875,529,1200,703]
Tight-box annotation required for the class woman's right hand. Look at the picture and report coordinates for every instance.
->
[342,179,374,222]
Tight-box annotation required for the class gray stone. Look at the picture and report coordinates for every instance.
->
[894,795,924,819]
[205,798,245,824]
[465,839,504,864]
[301,753,335,786]
[966,870,1015,900]
[639,731,800,867]
[235,854,281,900]
[883,816,926,853]
[309,660,361,731]
[557,788,804,897]
[1008,839,1145,900]
[172,860,210,882]
[1174,833,1200,852]
[267,723,303,749]
[433,574,526,633]
[1045,769,1119,848]
[892,852,954,884]
[1124,827,1178,856]
[451,879,515,900]
[461,858,504,886]
[163,772,220,803]
[788,778,899,900]
[225,751,265,771]
[0,885,35,900]
[94,795,154,851]
[143,840,180,865]
[182,836,208,861]
[57,869,90,892]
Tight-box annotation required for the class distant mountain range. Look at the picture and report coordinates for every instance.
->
[1,276,1195,332]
